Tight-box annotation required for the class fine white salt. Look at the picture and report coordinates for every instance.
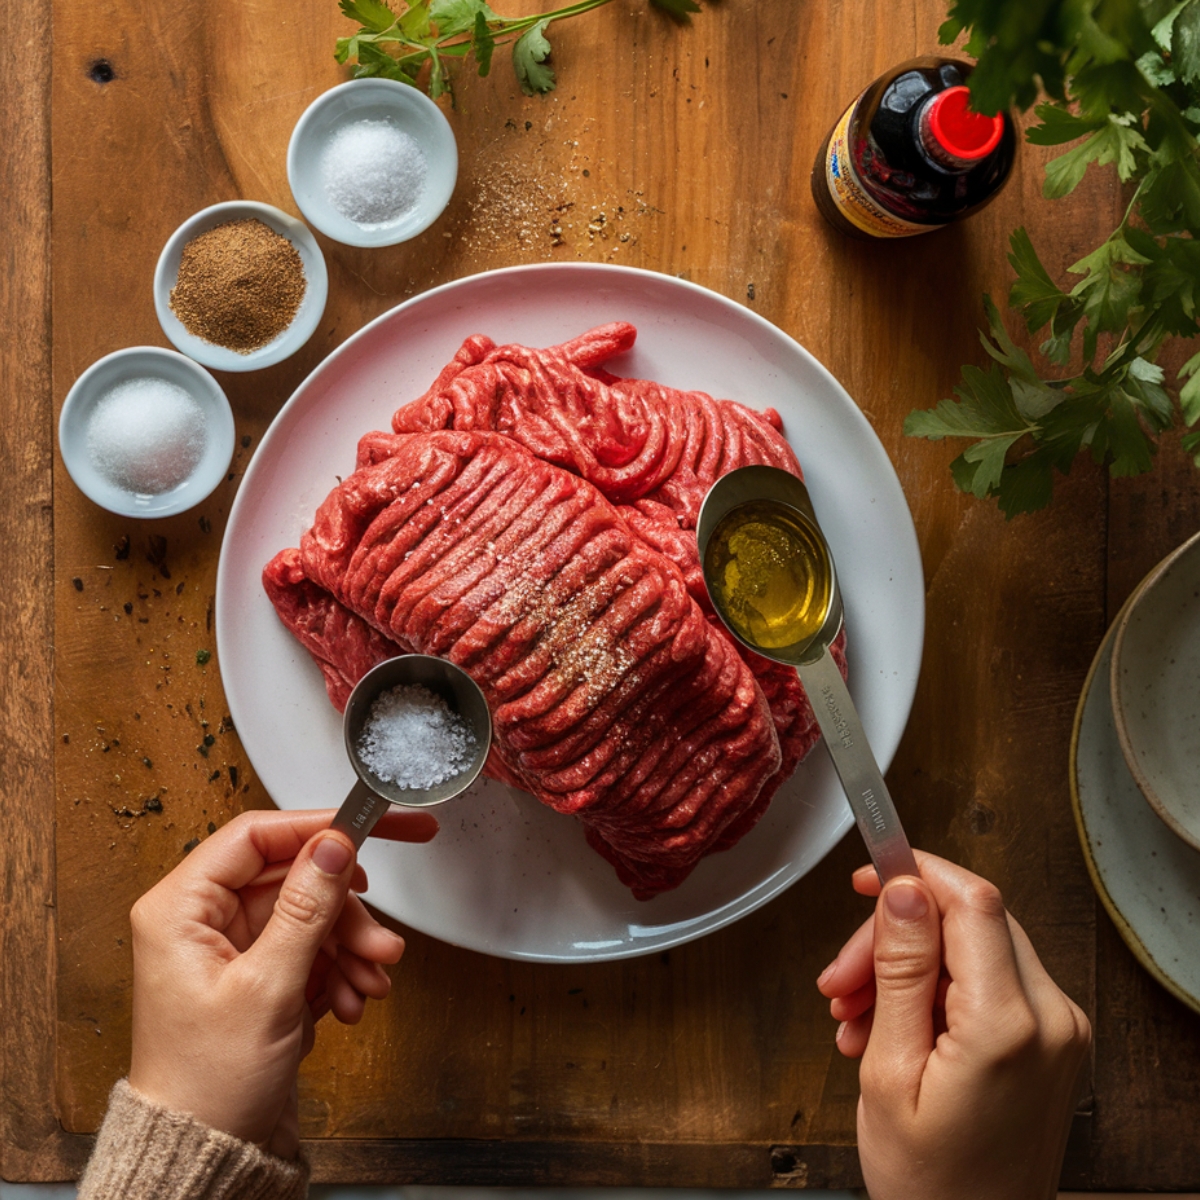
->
[357,683,476,790]
[321,118,428,227]
[86,376,208,495]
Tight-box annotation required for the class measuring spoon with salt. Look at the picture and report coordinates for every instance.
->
[697,465,919,884]
[329,655,493,851]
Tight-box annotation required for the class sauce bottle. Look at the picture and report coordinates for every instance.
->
[811,57,1016,239]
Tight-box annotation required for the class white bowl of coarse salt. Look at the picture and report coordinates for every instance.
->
[59,346,236,518]
[287,78,458,248]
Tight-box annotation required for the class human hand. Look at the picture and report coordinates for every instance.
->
[816,851,1091,1200]
[127,807,437,1160]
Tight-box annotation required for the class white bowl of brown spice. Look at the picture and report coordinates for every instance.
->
[154,201,328,371]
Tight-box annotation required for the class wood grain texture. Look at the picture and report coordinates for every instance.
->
[0,0,91,1180]
[14,0,1194,1187]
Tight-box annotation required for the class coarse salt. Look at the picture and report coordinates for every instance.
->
[321,118,428,227]
[86,376,208,495]
[356,683,476,790]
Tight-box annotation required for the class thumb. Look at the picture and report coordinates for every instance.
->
[250,831,356,999]
[861,876,942,1099]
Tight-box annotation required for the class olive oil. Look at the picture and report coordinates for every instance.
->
[704,502,832,650]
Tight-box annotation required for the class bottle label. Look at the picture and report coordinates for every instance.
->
[825,95,933,238]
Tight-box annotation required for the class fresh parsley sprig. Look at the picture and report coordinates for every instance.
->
[337,0,701,100]
[905,0,1200,517]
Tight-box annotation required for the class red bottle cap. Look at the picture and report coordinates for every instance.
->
[926,86,1003,160]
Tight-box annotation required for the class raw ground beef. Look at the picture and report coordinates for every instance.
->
[263,325,846,899]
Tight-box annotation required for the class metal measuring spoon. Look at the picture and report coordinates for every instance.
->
[697,465,919,884]
[329,655,493,850]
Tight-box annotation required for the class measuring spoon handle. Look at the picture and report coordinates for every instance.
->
[329,777,391,852]
[796,647,919,884]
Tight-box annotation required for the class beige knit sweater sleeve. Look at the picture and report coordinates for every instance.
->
[77,1079,309,1200]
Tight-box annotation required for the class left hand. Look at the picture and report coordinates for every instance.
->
[127,807,437,1160]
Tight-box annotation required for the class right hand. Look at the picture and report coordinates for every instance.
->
[816,851,1091,1200]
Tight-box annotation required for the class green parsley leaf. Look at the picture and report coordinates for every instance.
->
[1068,232,1153,335]
[1171,0,1200,83]
[904,361,1032,447]
[1043,115,1150,197]
[1137,49,1177,87]
[339,0,398,34]
[1025,102,1105,145]
[513,18,555,94]
[473,9,496,76]
[429,0,499,38]
[1178,349,1200,424]
[1008,228,1070,332]
[994,451,1056,517]
[1149,0,1189,49]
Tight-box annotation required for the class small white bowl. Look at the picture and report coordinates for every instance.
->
[154,200,328,371]
[59,346,236,518]
[287,79,458,248]
[1111,528,1200,852]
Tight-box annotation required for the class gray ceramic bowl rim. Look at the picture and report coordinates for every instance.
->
[58,345,236,518]
[1110,526,1200,852]
[153,200,328,372]
[286,78,458,248]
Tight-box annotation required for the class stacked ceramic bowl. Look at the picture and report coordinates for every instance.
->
[1072,529,1200,1015]
[1110,530,1200,852]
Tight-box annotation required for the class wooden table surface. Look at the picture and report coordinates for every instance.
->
[3,0,1200,1188]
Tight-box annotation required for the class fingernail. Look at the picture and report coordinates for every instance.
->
[835,1020,847,1043]
[817,959,838,988]
[885,880,928,921]
[312,835,353,876]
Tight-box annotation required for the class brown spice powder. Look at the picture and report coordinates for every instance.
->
[169,218,306,353]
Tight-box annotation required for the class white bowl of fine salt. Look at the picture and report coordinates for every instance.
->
[287,79,458,248]
[59,346,236,518]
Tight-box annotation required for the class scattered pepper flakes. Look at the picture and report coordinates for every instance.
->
[72,577,84,592]
[114,535,130,560]
[195,649,211,665]
[183,837,200,854]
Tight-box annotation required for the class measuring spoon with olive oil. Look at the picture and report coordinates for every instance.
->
[698,465,918,884]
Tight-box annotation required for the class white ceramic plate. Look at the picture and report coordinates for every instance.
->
[1072,600,1200,1015]
[215,264,925,962]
